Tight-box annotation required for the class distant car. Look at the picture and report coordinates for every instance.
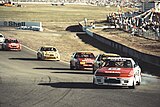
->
[93,57,141,89]
[70,51,95,70]
[93,53,120,73]
[0,33,5,43]
[2,38,21,51]
[0,33,5,49]
[37,46,60,61]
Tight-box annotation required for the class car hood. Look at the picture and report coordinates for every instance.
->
[98,67,133,74]
[78,58,95,63]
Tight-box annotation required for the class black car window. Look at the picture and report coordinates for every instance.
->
[104,60,133,68]
[75,53,95,58]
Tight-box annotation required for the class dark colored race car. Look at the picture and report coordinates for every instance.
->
[70,51,95,70]
[2,38,21,51]
[93,53,120,73]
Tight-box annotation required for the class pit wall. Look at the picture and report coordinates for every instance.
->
[79,22,160,67]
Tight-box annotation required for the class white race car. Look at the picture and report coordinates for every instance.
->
[37,46,60,61]
[93,57,141,89]
[0,33,5,49]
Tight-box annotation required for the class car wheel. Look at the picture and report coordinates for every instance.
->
[37,54,40,60]
[93,78,98,88]
[129,80,136,89]
[93,65,96,74]
[75,63,79,70]
[137,77,141,85]
[70,63,74,70]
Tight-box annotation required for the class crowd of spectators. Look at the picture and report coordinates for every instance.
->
[106,11,160,40]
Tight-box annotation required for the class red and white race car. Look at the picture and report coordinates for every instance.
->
[93,57,141,89]
[70,51,95,70]
[2,38,21,51]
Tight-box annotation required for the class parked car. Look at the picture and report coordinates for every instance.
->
[2,38,21,51]
[93,53,120,73]
[93,57,141,89]
[37,46,60,61]
[70,51,95,70]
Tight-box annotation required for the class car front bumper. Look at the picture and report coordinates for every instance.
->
[93,76,134,86]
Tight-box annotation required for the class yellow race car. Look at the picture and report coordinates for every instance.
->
[37,46,60,61]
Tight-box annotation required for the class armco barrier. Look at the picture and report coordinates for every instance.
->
[79,21,160,67]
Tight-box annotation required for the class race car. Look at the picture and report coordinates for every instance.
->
[93,53,120,73]
[0,33,5,49]
[70,51,95,70]
[37,46,60,61]
[0,33,5,43]
[93,57,141,89]
[2,38,21,51]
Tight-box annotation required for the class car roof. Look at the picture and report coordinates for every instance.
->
[0,33,4,37]
[102,53,120,57]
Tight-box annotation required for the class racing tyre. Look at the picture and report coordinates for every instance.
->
[70,63,74,70]
[75,63,79,70]
[129,81,135,89]
[137,77,141,85]
[92,65,95,74]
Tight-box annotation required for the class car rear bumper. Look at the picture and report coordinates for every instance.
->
[44,56,60,60]
[79,64,93,68]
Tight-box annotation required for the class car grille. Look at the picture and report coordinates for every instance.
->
[96,72,120,77]
[104,79,120,84]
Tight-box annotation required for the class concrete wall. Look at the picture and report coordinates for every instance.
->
[79,21,160,67]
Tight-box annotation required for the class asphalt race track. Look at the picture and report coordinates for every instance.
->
[0,47,160,107]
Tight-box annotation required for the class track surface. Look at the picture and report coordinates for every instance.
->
[0,47,160,107]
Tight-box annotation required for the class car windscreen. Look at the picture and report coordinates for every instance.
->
[104,59,133,68]
[0,35,4,37]
[41,47,57,51]
[6,39,19,43]
[76,53,95,58]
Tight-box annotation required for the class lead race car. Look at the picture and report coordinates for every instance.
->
[37,46,60,61]
[93,57,141,89]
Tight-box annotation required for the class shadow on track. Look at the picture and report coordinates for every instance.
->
[33,67,71,71]
[9,58,39,61]
[52,71,93,75]
[76,33,117,53]
[33,67,92,75]
[38,82,128,89]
